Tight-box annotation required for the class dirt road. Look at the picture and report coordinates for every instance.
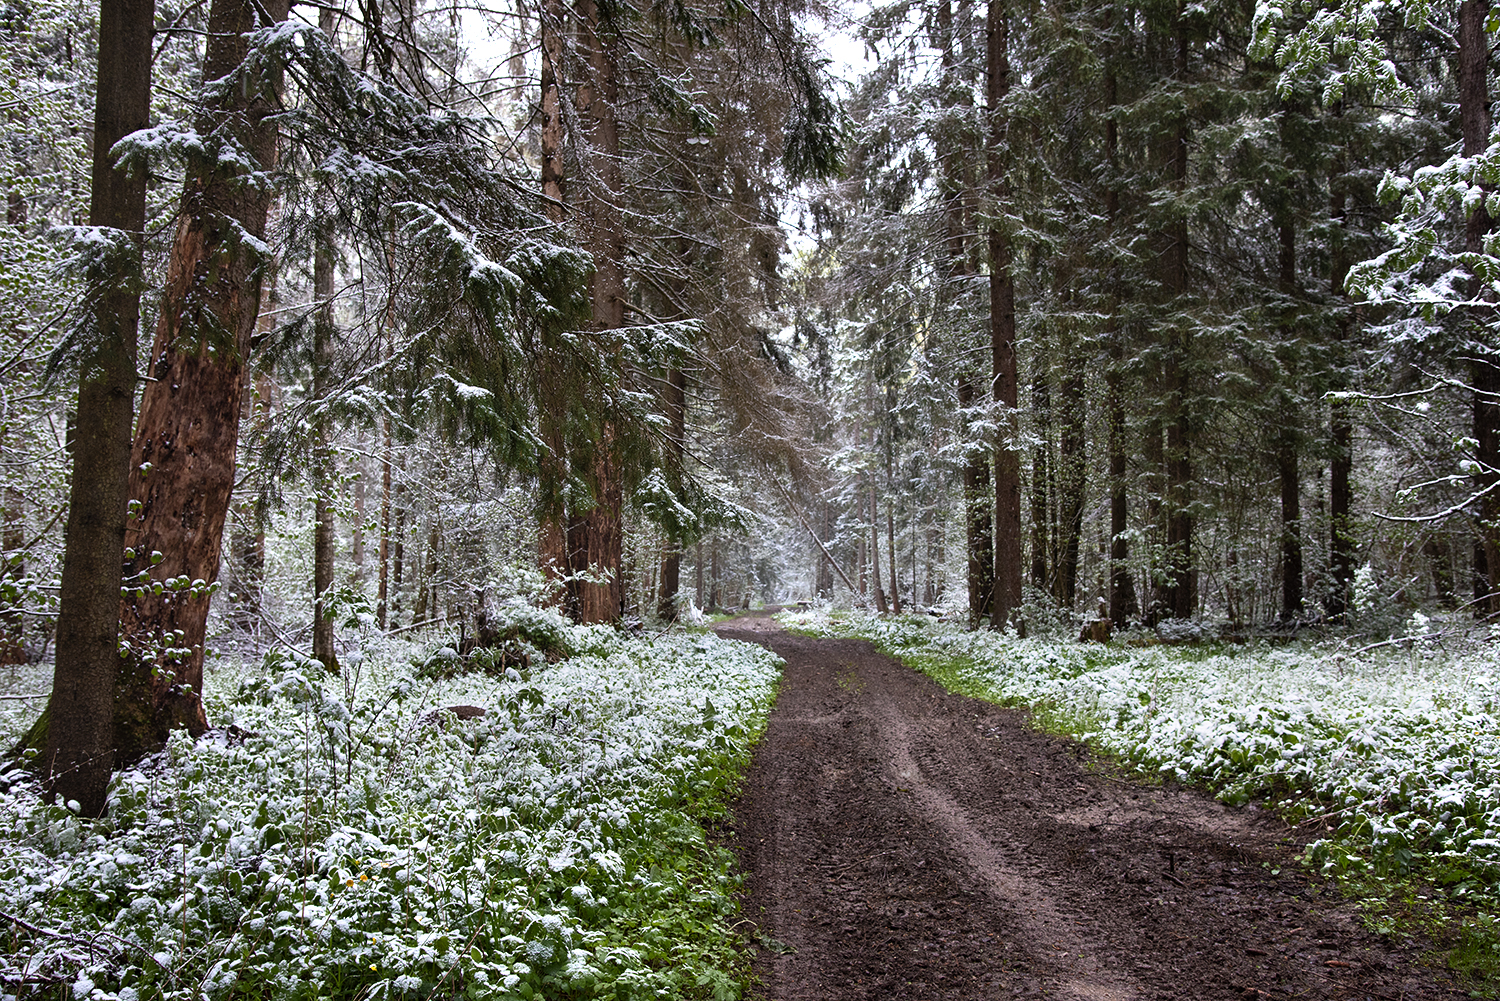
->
[716,613,1465,1001]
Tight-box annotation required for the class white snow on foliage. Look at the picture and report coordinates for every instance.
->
[785,609,1500,894]
[0,624,780,1001]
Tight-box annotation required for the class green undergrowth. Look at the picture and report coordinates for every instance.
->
[785,608,1500,992]
[1,613,782,1001]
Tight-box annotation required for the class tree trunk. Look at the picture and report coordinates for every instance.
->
[376,429,392,628]
[375,226,396,630]
[1425,534,1456,606]
[958,377,993,626]
[936,0,984,622]
[1143,415,1165,622]
[1327,109,1355,621]
[351,460,365,579]
[1056,351,1085,608]
[540,0,566,223]
[695,538,704,608]
[657,365,686,620]
[422,516,440,621]
[1,185,25,665]
[1104,3,1136,627]
[869,464,888,613]
[113,0,290,765]
[228,369,270,635]
[41,0,154,811]
[536,0,570,607]
[988,0,1022,628]
[392,480,406,624]
[311,39,339,673]
[1,486,23,665]
[886,486,901,613]
[572,0,625,624]
[1461,0,1500,616]
[1106,360,1136,623]
[710,536,720,610]
[1159,15,1194,620]
[1278,434,1302,621]
[577,439,622,622]
[818,500,834,598]
[1278,219,1303,624]
[923,502,937,606]
[858,533,867,595]
[1029,372,1050,591]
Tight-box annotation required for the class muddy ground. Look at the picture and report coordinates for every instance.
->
[715,612,1470,1001]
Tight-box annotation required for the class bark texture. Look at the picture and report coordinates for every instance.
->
[1104,6,1137,627]
[44,0,154,813]
[1277,218,1302,623]
[1327,119,1355,620]
[312,210,338,672]
[572,0,624,623]
[113,0,289,765]
[536,0,571,609]
[987,0,1022,628]
[1,487,22,664]
[657,365,686,620]
[958,377,994,628]
[1159,17,1195,620]
[1460,0,1500,615]
[1056,354,1085,608]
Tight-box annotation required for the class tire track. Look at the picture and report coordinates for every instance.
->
[719,612,1463,1001]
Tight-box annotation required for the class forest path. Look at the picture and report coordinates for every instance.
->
[715,611,1463,1001]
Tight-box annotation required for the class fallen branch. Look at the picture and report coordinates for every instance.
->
[761,467,867,608]
[0,910,177,979]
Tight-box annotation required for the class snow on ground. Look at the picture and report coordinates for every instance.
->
[0,619,781,1001]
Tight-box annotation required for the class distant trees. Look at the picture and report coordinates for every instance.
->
[793,0,1476,629]
[12,0,840,801]
[19,0,1499,818]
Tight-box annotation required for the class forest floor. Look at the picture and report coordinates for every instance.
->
[714,610,1471,1001]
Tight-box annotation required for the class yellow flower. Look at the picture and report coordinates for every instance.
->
[361,874,369,881]
[346,879,355,887]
